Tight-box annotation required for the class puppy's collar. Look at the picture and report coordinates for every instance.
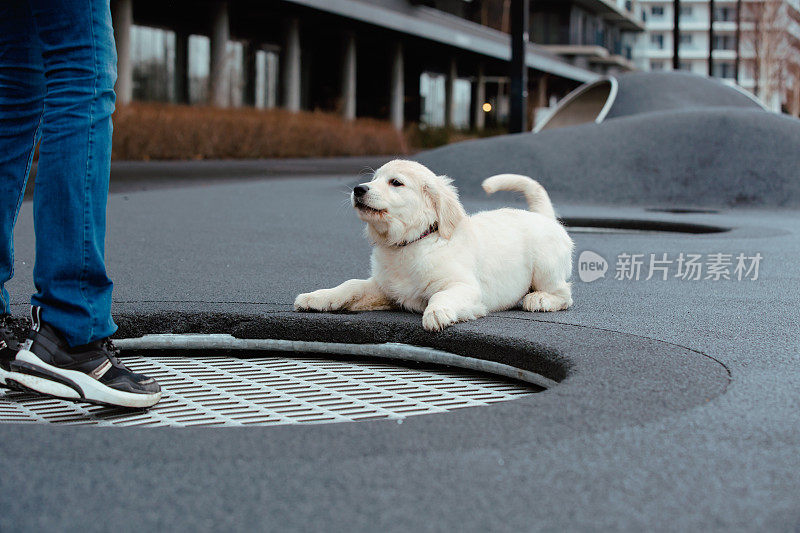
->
[394,222,439,247]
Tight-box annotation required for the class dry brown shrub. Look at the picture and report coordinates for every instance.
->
[112,103,410,160]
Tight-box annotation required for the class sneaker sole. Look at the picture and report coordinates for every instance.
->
[1,367,65,393]
[11,350,162,409]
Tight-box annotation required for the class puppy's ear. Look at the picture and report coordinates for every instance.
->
[425,175,466,239]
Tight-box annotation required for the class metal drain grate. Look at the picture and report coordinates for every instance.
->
[0,353,538,427]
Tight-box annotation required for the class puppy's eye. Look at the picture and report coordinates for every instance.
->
[389,178,404,187]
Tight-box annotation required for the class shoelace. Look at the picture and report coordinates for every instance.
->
[0,317,17,352]
[101,338,127,369]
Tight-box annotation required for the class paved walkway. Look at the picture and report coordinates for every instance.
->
[1,163,798,531]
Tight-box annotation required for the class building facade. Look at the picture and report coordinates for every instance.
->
[530,0,645,76]
[409,0,645,125]
[110,0,600,131]
[425,0,646,76]
[633,0,800,113]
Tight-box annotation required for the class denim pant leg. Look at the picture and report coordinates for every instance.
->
[29,0,117,346]
[0,3,45,316]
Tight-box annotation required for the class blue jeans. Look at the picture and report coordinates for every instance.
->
[0,0,117,346]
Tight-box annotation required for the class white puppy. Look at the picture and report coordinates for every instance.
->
[294,159,573,331]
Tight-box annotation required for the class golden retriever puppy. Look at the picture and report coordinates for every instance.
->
[294,159,573,331]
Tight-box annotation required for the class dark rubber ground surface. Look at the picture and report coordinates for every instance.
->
[1,164,798,530]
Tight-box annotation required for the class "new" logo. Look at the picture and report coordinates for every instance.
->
[578,251,608,282]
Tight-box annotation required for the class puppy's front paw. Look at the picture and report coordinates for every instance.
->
[294,290,338,312]
[293,292,315,311]
[422,306,458,332]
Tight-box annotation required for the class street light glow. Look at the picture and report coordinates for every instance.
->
[482,102,492,112]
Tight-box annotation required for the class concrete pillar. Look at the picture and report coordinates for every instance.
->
[265,50,278,109]
[473,63,486,130]
[526,76,536,130]
[243,41,258,107]
[390,42,404,130]
[209,1,230,107]
[445,58,457,128]
[536,74,549,109]
[533,73,549,128]
[282,18,301,112]
[341,33,357,121]
[112,0,133,105]
[174,30,189,104]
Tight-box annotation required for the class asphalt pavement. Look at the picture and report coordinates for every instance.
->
[0,159,798,531]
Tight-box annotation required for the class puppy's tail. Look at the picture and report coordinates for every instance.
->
[481,174,556,219]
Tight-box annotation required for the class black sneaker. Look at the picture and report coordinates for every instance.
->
[0,314,21,389]
[8,307,161,408]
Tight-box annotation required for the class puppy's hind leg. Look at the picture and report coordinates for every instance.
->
[523,264,573,312]
[523,248,573,312]
[522,283,572,312]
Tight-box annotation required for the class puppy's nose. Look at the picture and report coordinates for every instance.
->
[353,185,369,197]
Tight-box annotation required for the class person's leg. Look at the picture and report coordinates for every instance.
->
[0,2,45,318]
[5,0,161,408]
[29,0,117,346]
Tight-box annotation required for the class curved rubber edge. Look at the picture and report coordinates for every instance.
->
[13,350,162,409]
[115,334,559,390]
[596,76,619,123]
[533,76,618,133]
[722,79,768,110]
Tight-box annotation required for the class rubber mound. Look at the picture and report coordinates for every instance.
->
[416,107,800,208]
[605,71,763,119]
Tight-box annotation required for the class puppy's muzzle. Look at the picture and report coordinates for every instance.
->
[353,185,369,198]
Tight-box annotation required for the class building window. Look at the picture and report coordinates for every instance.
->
[419,73,471,128]
[714,7,736,22]
[651,33,665,49]
[131,25,175,103]
[186,37,244,106]
[680,33,693,46]
[420,72,445,127]
[651,5,664,17]
[713,62,736,79]
[650,61,665,71]
[713,35,736,50]
[188,35,209,104]
[224,41,244,107]
[680,6,693,18]
[255,50,279,109]
[451,79,472,128]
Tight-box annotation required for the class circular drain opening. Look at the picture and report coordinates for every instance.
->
[561,217,728,234]
[0,351,540,427]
